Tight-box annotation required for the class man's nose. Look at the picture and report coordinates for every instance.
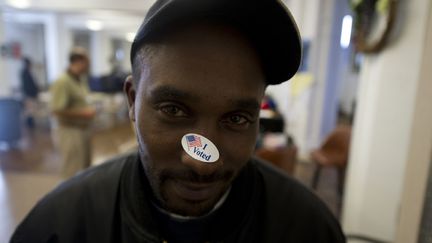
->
[181,124,223,176]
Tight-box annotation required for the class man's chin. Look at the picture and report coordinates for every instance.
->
[163,196,220,217]
[157,178,231,217]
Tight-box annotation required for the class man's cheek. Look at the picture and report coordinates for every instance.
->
[223,136,256,158]
[222,147,251,167]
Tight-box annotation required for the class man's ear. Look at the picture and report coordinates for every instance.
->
[123,75,136,122]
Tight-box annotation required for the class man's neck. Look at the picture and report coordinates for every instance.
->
[152,186,232,222]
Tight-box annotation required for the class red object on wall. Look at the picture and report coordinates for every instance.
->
[0,41,22,59]
[12,42,21,58]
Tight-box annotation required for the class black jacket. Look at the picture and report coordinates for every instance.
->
[20,69,39,99]
[11,153,345,243]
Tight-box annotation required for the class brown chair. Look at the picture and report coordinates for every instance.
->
[311,125,351,195]
[255,145,298,175]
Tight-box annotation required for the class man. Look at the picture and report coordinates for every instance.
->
[20,57,39,129]
[11,0,346,242]
[49,48,95,178]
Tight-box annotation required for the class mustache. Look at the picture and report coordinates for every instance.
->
[159,169,234,184]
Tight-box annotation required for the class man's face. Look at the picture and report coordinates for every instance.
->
[78,57,90,75]
[125,25,266,217]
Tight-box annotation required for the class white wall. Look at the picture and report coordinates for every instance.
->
[284,0,320,40]
[89,31,133,78]
[270,0,322,158]
[304,0,337,152]
[395,3,432,241]
[342,0,432,241]
[339,68,359,115]
[45,14,71,83]
[90,31,111,77]
[269,0,355,159]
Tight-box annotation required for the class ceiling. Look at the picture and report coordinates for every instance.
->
[1,0,155,13]
[0,0,156,35]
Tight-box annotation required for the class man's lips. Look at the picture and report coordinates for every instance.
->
[172,180,220,202]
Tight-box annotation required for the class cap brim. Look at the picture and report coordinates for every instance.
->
[131,0,302,84]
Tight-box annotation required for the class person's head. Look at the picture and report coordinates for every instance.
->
[23,57,32,69]
[68,47,89,75]
[124,0,301,217]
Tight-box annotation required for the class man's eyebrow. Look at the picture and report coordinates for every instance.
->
[148,85,198,103]
[229,98,261,111]
[148,86,260,111]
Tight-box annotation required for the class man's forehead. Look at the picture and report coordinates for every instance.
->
[134,24,266,89]
[133,22,267,105]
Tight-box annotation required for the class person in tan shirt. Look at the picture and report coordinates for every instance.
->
[50,48,95,177]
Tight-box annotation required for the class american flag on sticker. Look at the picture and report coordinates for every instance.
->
[186,135,202,149]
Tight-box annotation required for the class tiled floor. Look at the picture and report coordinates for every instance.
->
[0,127,61,174]
[0,171,61,242]
[0,121,341,242]
[294,162,342,218]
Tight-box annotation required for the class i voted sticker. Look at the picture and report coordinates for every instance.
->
[181,133,219,163]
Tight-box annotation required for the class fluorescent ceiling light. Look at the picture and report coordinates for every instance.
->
[7,0,31,9]
[340,15,353,49]
[86,20,103,31]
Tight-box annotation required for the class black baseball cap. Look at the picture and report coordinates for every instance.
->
[131,0,302,85]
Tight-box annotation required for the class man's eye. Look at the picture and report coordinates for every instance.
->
[222,114,253,131]
[229,115,249,125]
[159,105,187,117]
